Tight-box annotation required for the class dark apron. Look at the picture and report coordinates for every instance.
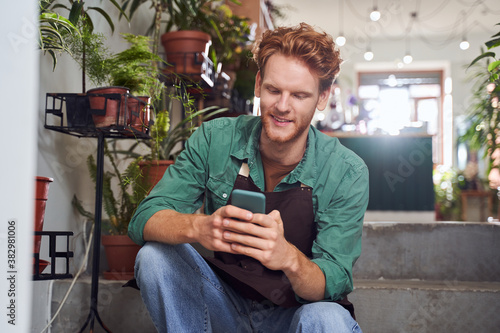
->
[205,163,355,317]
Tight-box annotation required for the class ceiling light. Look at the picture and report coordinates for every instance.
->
[403,36,413,64]
[336,1,346,46]
[364,50,374,61]
[403,54,413,64]
[336,35,346,46]
[460,39,470,50]
[370,8,381,22]
[459,12,470,51]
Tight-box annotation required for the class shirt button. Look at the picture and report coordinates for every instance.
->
[222,193,228,198]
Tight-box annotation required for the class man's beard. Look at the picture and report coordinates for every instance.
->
[260,113,312,144]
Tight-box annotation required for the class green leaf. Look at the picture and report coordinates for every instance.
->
[72,195,95,220]
[47,50,57,71]
[106,0,130,21]
[68,1,84,25]
[88,6,115,33]
[84,12,95,33]
[486,37,500,50]
[488,60,500,73]
[468,52,496,69]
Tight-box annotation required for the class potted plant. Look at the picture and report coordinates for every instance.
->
[73,141,148,280]
[42,0,128,90]
[38,0,80,70]
[40,0,131,128]
[87,33,165,129]
[121,0,248,77]
[460,23,500,188]
[206,3,253,70]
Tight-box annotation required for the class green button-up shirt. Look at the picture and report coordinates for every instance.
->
[129,115,369,302]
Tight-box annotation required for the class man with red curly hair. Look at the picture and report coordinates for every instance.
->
[129,23,368,332]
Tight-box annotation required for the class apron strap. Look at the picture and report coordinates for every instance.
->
[238,162,310,189]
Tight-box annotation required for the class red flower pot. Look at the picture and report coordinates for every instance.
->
[128,96,150,132]
[87,86,129,128]
[34,176,53,254]
[161,30,211,77]
[139,160,174,192]
[102,235,141,280]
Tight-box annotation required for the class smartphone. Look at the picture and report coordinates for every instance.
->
[230,189,266,214]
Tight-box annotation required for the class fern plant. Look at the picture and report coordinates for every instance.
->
[107,33,165,102]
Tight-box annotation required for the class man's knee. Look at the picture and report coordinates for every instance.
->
[291,302,360,332]
[135,242,180,283]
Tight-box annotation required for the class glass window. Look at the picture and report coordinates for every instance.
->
[357,71,442,136]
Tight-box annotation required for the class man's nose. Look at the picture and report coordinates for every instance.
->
[276,93,290,112]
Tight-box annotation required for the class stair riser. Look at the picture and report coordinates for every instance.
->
[354,222,500,281]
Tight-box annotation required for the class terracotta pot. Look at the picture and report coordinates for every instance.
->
[87,86,129,128]
[128,96,150,132]
[161,30,211,76]
[139,160,174,191]
[34,176,53,254]
[102,235,141,280]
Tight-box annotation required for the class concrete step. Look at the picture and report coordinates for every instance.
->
[350,279,500,333]
[42,221,500,332]
[45,277,500,333]
[48,277,156,333]
[353,222,500,281]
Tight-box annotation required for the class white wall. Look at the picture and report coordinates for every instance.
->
[0,0,38,332]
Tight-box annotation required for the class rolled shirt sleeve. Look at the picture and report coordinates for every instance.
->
[310,163,369,302]
[128,121,212,246]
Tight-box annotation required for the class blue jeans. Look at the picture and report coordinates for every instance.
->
[135,242,362,333]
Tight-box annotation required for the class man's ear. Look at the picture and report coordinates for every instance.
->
[316,86,331,111]
[254,71,262,98]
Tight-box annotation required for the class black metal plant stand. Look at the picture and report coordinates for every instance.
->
[79,131,109,333]
[33,231,74,280]
[44,93,151,333]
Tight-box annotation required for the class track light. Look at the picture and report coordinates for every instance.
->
[460,38,470,50]
[459,12,469,50]
[364,49,374,61]
[336,35,346,46]
[370,0,380,21]
[403,36,412,64]
[370,7,381,22]
[336,0,346,46]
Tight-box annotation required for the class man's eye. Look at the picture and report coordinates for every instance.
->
[268,88,279,94]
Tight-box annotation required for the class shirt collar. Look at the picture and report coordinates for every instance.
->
[232,117,262,163]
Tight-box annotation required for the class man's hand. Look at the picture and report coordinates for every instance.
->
[219,208,326,301]
[220,209,295,271]
[143,206,326,301]
[193,205,255,254]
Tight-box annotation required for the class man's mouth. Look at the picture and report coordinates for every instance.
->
[271,115,292,123]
